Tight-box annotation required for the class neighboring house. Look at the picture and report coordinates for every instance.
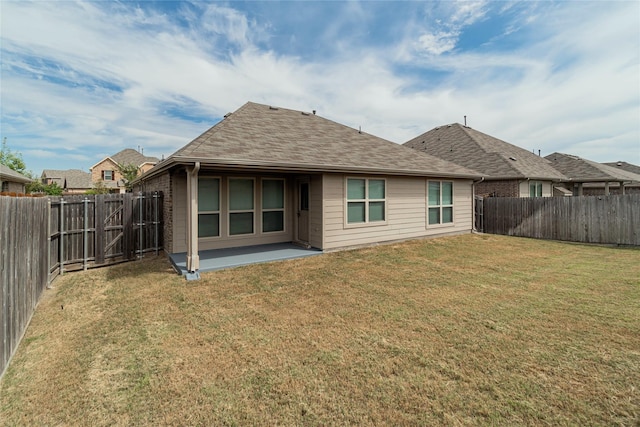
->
[0,164,32,194]
[90,148,159,193]
[403,123,567,198]
[135,102,480,273]
[41,169,92,194]
[545,153,640,195]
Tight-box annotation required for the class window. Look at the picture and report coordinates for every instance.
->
[262,179,284,233]
[229,178,254,235]
[1,181,8,192]
[428,181,453,225]
[102,170,114,181]
[529,181,543,197]
[198,178,220,238]
[346,178,386,224]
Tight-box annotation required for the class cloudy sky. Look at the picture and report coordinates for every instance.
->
[1,1,639,176]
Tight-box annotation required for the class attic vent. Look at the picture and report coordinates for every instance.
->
[269,106,279,110]
[447,124,452,127]
[224,112,232,118]
[509,156,517,161]
[435,127,440,130]
[301,111,310,116]
[617,161,622,166]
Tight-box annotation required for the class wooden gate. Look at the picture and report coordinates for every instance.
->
[48,192,163,281]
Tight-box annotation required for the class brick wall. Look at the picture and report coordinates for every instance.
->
[136,171,173,253]
[475,180,520,198]
[91,158,123,184]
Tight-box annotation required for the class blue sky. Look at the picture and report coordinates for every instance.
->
[1,1,639,176]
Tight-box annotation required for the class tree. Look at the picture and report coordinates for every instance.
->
[0,138,28,175]
[117,163,140,192]
[25,181,63,195]
[86,181,110,195]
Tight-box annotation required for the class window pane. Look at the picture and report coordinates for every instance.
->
[198,178,219,212]
[369,201,385,221]
[198,213,219,237]
[263,180,284,209]
[537,182,543,197]
[369,180,385,199]
[229,179,254,210]
[530,184,536,198]
[428,181,440,206]
[300,183,309,211]
[442,207,453,223]
[347,202,366,223]
[347,179,366,200]
[230,212,253,235]
[428,207,440,225]
[442,182,453,205]
[263,211,284,232]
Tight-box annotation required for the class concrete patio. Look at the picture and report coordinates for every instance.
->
[169,242,322,275]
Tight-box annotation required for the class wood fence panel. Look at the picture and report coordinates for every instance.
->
[1,196,49,378]
[481,194,640,245]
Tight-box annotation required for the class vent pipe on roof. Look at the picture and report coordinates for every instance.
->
[538,150,541,157]
[313,110,316,115]
[464,115,467,127]
[358,126,362,134]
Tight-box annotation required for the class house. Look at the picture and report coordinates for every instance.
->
[90,148,159,193]
[0,164,32,194]
[135,102,480,274]
[545,153,640,195]
[403,123,567,197]
[41,169,92,194]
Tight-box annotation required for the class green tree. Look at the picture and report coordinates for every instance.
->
[86,181,110,195]
[117,163,140,192]
[25,181,63,195]
[0,138,28,175]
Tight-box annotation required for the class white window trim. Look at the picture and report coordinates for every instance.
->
[529,181,543,198]
[198,176,221,239]
[427,180,455,228]
[261,178,286,234]
[227,177,256,237]
[344,177,388,228]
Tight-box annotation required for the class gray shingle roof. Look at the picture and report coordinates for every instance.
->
[0,164,32,183]
[165,102,479,178]
[603,161,640,176]
[111,149,159,166]
[545,153,640,182]
[41,169,92,189]
[403,123,567,181]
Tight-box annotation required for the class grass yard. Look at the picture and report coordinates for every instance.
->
[1,234,639,426]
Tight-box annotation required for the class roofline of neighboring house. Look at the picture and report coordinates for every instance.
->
[482,175,567,182]
[134,156,482,184]
[89,156,118,171]
[0,172,32,184]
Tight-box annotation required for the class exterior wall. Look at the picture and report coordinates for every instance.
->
[91,158,123,185]
[135,170,174,253]
[321,174,473,251]
[475,180,519,197]
[171,172,295,253]
[0,180,26,194]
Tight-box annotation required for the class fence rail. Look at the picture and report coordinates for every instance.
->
[480,194,640,246]
[1,192,163,378]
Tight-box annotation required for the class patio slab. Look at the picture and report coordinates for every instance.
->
[169,243,322,275]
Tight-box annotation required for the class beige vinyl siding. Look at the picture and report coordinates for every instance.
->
[309,174,323,249]
[172,174,294,253]
[322,174,472,250]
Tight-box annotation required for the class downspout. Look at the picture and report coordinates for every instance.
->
[186,162,200,278]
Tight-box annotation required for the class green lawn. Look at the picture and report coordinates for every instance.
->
[1,234,639,426]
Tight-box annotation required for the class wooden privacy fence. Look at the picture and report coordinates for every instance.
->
[480,194,640,245]
[1,192,163,378]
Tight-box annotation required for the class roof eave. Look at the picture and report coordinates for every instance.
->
[135,156,481,181]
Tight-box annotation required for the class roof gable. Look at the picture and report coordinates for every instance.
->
[91,149,159,171]
[166,102,479,178]
[404,123,566,180]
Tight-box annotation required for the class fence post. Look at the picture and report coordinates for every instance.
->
[139,192,144,259]
[154,191,159,256]
[47,198,52,287]
[83,197,89,271]
[94,195,105,265]
[59,198,65,276]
